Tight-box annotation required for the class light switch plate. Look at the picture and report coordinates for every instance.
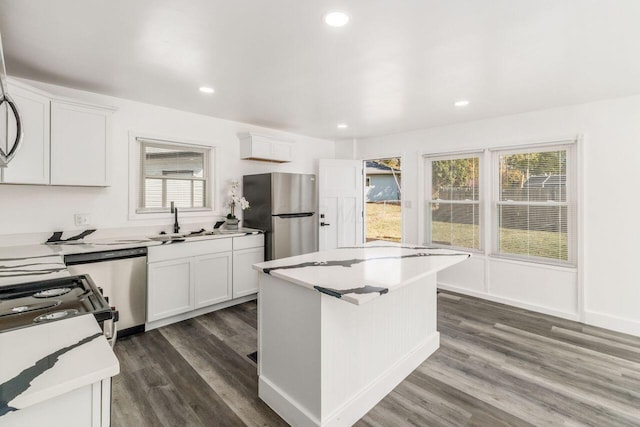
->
[74,213,91,226]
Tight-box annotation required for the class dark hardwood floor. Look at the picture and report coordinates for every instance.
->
[112,292,640,426]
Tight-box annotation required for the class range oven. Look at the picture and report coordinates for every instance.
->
[0,274,118,344]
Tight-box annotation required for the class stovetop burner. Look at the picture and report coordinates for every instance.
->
[0,300,61,317]
[32,287,72,298]
[33,309,79,323]
[0,275,114,333]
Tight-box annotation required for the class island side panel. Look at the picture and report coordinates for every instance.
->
[258,273,323,425]
[320,274,439,425]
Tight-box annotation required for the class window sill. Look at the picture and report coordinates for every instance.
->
[424,242,484,255]
[488,254,577,272]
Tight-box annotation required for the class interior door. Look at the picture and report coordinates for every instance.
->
[318,159,363,250]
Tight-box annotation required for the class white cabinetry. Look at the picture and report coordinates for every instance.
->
[0,78,114,187]
[194,252,232,308]
[147,238,233,323]
[146,234,264,329]
[147,258,192,322]
[50,100,113,186]
[1,380,112,427]
[1,81,50,184]
[239,132,293,163]
[233,234,264,298]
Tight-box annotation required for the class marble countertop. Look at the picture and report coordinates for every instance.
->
[0,227,263,287]
[253,241,471,305]
[0,254,69,287]
[0,314,119,417]
[0,226,264,416]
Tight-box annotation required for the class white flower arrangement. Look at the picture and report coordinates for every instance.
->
[226,180,250,219]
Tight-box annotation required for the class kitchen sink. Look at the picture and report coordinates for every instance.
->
[147,229,217,242]
[148,235,184,242]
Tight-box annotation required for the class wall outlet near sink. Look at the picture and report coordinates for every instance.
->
[74,213,92,226]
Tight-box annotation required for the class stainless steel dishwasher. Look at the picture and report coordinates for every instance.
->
[65,247,147,337]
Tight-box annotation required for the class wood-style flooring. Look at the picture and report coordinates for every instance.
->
[112,292,640,426]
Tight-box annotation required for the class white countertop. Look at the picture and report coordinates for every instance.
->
[0,255,69,286]
[254,241,470,305]
[0,314,119,417]
[0,226,263,417]
[0,227,263,287]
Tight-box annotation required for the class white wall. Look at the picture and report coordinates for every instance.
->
[0,78,335,238]
[353,95,640,337]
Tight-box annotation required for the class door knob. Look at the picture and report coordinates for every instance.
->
[320,222,330,227]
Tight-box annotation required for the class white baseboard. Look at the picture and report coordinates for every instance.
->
[259,377,321,427]
[437,282,580,321]
[259,333,440,427]
[145,294,257,331]
[584,310,640,337]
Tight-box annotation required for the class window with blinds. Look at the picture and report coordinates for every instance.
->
[426,154,481,251]
[138,139,210,212]
[494,145,575,265]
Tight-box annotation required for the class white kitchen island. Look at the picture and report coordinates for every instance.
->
[253,242,470,427]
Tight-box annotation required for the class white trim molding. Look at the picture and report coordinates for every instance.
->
[584,310,640,337]
[419,135,585,326]
[127,130,222,221]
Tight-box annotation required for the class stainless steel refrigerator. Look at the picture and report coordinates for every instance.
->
[242,173,318,260]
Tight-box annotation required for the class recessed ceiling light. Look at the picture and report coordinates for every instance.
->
[454,100,470,107]
[324,11,350,27]
[337,123,348,129]
[199,86,215,94]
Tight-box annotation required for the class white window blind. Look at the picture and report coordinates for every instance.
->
[138,139,211,212]
[494,145,575,265]
[425,154,481,251]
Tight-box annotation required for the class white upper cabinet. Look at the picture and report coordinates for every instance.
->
[50,100,113,186]
[0,78,115,187]
[239,132,293,163]
[1,81,50,184]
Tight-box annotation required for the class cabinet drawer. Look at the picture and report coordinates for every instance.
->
[148,238,233,263]
[233,234,264,250]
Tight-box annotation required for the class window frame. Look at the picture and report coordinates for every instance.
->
[424,151,484,253]
[135,137,213,214]
[490,143,577,266]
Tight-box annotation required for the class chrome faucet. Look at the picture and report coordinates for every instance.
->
[170,201,180,234]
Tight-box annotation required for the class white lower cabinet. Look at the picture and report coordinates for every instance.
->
[0,380,111,427]
[194,252,232,308]
[233,247,264,298]
[147,236,260,326]
[147,258,193,322]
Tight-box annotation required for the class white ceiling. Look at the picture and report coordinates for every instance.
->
[1,0,640,140]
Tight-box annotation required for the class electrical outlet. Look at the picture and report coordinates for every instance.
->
[74,213,91,226]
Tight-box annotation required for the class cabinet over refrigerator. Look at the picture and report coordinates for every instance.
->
[243,173,318,261]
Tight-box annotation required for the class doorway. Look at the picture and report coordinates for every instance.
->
[364,158,402,242]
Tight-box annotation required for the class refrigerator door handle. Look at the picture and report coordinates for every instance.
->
[274,213,315,218]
